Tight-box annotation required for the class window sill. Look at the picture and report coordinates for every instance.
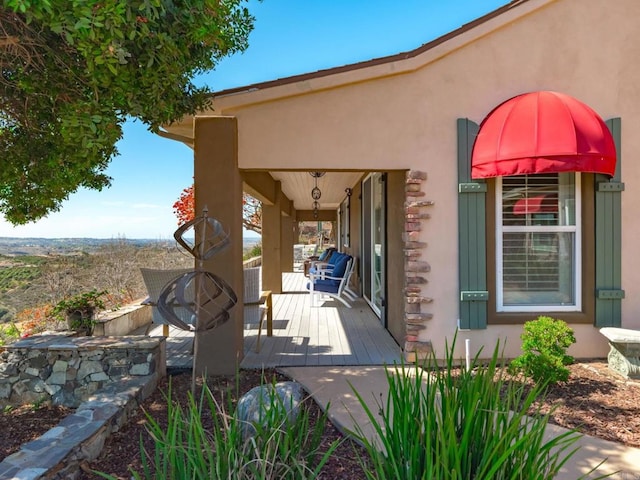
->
[489,311,592,325]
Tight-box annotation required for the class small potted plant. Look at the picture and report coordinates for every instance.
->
[53,289,108,335]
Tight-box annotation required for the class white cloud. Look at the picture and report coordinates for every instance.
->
[132,203,162,209]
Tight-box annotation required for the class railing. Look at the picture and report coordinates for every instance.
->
[243,255,262,268]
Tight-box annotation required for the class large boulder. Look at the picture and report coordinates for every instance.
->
[236,381,304,441]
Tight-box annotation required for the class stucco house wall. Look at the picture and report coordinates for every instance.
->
[182,0,640,360]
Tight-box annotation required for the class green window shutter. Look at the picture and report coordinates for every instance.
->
[457,118,488,329]
[595,117,624,327]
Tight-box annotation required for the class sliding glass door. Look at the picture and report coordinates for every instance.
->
[362,173,386,323]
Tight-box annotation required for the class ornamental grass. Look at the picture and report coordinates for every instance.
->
[96,378,339,480]
[350,337,609,480]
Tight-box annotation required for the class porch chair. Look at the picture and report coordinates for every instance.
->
[307,254,354,308]
[308,249,345,277]
[140,268,195,336]
[304,246,336,277]
[243,266,273,352]
[342,256,359,302]
[312,251,360,302]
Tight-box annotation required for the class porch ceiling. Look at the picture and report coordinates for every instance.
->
[269,171,363,211]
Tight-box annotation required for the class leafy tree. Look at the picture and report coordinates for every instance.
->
[0,0,253,224]
[173,185,196,226]
[241,193,262,234]
[173,184,262,234]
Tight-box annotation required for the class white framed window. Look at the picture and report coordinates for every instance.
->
[496,172,581,312]
[339,196,350,248]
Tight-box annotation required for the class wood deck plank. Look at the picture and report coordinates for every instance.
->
[154,272,401,369]
[241,273,401,368]
[316,303,332,366]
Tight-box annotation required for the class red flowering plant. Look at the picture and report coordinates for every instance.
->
[15,305,58,338]
[173,184,262,234]
[173,185,195,226]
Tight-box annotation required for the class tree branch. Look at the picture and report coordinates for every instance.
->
[0,36,19,47]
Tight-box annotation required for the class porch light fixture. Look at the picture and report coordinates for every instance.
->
[309,172,325,218]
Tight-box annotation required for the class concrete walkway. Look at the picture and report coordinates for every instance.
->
[281,366,640,479]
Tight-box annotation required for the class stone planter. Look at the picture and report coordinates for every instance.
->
[65,309,95,335]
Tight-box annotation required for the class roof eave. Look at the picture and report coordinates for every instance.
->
[163,0,555,138]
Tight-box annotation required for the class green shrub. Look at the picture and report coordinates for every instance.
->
[0,323,20,345]
[244,242,262,260]
[510,316,576,385]
[96,377,339,480]
[52,289,107,332]
[350,335,604,480]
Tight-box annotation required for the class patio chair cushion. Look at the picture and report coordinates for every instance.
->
[309,253,337,275]
[331,254,350,279]
[310,251,345,273]
[317,247,336,262]
[306,278,341,293]
[333,251,347,263]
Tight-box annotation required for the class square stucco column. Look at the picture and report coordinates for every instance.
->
[193,116,243,375]
[293,221,300,246]
[281,212,295,273]
[262,181,283,293]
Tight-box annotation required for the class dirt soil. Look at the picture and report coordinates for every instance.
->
[0,361,639,479]
[75,369,368,479]
[0,403,72,460]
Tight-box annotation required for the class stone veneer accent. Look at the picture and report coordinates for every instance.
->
[0,334,166,408]
[403,170,434,362]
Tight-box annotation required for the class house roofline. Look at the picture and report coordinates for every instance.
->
[162,0,552,140]
[212,0,534,99]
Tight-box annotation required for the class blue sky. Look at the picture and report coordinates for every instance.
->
[0,0,509,239]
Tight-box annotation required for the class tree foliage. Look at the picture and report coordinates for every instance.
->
[173,184,196,226]
[0,0,253,224]
[173,184,262,234]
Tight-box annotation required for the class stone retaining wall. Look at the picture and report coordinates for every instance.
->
[0,374,160,479]
[93,300,152,336]
[0,335,166,408]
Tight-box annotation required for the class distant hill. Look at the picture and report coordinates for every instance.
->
[0,237,261,257]
[0,236,263,323]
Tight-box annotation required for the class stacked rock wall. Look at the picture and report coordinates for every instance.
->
[0,335,165,408]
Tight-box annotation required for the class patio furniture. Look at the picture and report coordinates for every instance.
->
[342,256,360,302]
[308,249,345,277]
[303,247,336,276]
[599,327,640,379]
[140,268,195,336]
[141,266,273,352]
[244,266,273,352]
[307,254,355,308]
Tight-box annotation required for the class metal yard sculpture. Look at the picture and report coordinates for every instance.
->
[157,208,237,387]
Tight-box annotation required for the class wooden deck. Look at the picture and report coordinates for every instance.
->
[154,272,402,370]
[146,324,194,370]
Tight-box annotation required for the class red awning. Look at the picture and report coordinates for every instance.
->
[471,91,617,179]
[512,194,558,215]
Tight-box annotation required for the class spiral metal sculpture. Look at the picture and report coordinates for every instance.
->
[157,209,238,333]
